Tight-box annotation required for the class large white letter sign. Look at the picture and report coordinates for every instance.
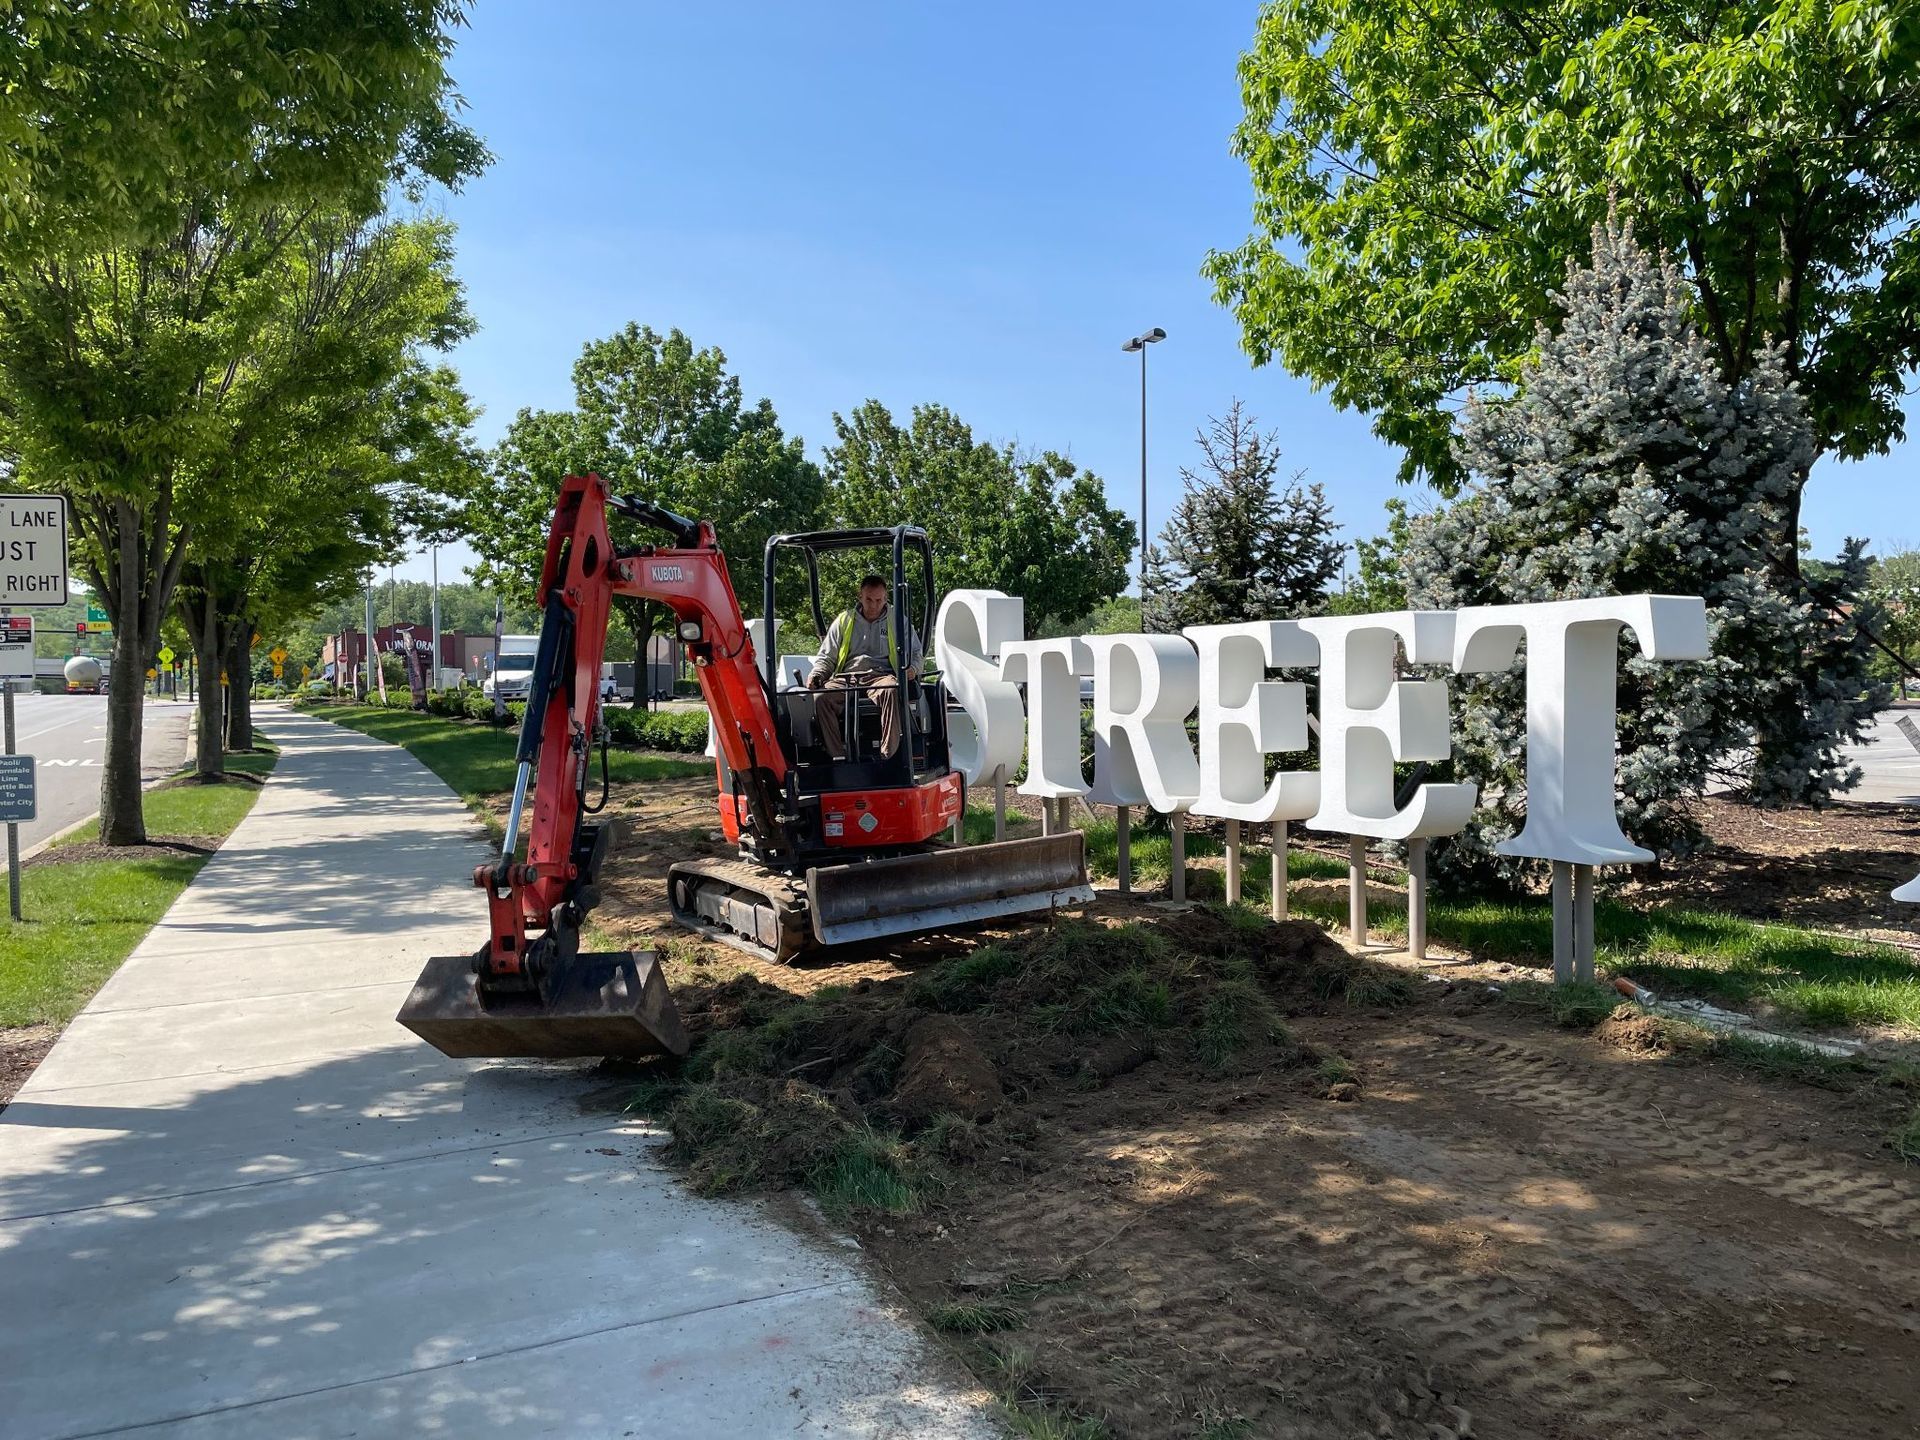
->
[1183,621,1317,822]
[1452,595,1709,865]
[1295,611,1477,840]
[1081,634,1201,813]
[934,589,1027,784]
[999,637,1092,800]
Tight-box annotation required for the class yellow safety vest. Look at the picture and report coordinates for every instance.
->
[836,609,898,672]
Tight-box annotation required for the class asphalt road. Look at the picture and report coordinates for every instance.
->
[1842,703,1920,806]
[4,693,194,852]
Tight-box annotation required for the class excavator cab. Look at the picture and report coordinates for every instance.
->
[399,476,1090,1063]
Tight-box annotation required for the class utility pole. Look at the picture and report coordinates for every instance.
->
[364,583,376,698]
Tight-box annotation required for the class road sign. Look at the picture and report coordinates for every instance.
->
[84,604,110,630]
[0,495,67,606]
[146,667,157,679]
[270,646,288,664]
[0,754,34,822]
[157,645,175,666]
[301,664,310,680]
[0,615,31,678]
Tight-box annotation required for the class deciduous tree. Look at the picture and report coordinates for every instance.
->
[823,400,1135,634]
[461,326,822,695]
[1210,0,1920,509]
[0,1,480,841]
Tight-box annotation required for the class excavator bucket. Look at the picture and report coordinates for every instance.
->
[807,831,1094,947]
[398,949,690,1060]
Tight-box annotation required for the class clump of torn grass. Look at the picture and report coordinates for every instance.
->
[928,1300,1023,1334]
[1500,979,1619,1031]
[1891,1105,1920,1165]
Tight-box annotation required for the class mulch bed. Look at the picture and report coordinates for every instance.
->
[26,836,215,867]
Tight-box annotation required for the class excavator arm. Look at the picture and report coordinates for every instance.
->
[491,474,790,979]
[399,471,785,1059]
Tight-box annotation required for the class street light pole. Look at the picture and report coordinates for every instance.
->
[1120,327,1165,625]
[429,545,441,693]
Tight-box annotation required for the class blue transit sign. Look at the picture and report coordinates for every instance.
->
[0,754,34,822]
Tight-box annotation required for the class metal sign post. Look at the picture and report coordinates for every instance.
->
[0,699,28,920]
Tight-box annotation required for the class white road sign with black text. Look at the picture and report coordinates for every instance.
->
[0,495,68,605]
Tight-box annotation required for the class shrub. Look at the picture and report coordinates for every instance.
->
[603,705,710,753]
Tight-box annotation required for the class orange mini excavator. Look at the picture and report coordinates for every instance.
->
[398,473,1091,1061]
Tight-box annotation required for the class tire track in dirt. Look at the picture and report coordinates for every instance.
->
[1407,1024,1920,1243]
[1201,1189,1717,1437]
[999,1123,1724,1439]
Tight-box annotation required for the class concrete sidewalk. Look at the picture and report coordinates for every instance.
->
[0,709,998,1439]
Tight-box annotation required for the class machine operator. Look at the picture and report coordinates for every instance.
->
[807,573,922,760]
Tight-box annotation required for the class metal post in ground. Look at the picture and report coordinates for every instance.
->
[1551,861,1574,985]
[993,768,1007,842]
[1348,836,1369,947]
[1271,821,1288,922]
[1169,811,1186,901]
[1407,837,1429,961]
[1040,798,1055,837]
[1573,864,1595,983]
[4,685,18,921]
[1225,819,1241,904]
[1116,805,1131,894]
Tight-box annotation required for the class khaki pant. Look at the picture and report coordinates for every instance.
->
[814,673,905,759]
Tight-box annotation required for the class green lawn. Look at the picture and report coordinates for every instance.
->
[1071,815,1919,1033]
[310,704,710,813]
[0,751,278,1028]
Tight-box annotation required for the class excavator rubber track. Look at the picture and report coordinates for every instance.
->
[667,833,1094,963]
[668,857,813,963]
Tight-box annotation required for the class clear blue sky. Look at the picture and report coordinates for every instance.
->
[395,1,1913,586]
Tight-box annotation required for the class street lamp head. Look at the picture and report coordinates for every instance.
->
[1122,327,1166,352]
[1121,337,1144,353]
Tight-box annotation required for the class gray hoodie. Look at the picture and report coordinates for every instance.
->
[809,604,922,683]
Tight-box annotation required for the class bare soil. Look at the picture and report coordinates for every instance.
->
[1622,797,1920,946]
[0,1025,57,1107]
[591,777,1920,1440]
[27,835,214,867]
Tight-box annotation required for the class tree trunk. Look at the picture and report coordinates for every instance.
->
[627,604,648,710]
[193,589,225,779]
[100,618,149,844]
[225,624,253,750]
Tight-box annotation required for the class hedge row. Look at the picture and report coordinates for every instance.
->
[324,684,711,754]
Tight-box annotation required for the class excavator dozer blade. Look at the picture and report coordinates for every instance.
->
[398,949,690,1060]
[808,831,1094,948]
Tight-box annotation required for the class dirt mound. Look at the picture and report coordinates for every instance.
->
[1594,1003,1674,1054]
[890,1016,1002,1125]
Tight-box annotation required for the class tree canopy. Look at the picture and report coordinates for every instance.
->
[462,325,822,670]
[1208,1,1920,500]
[0,0,484,260]
[823,400,1135,634]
